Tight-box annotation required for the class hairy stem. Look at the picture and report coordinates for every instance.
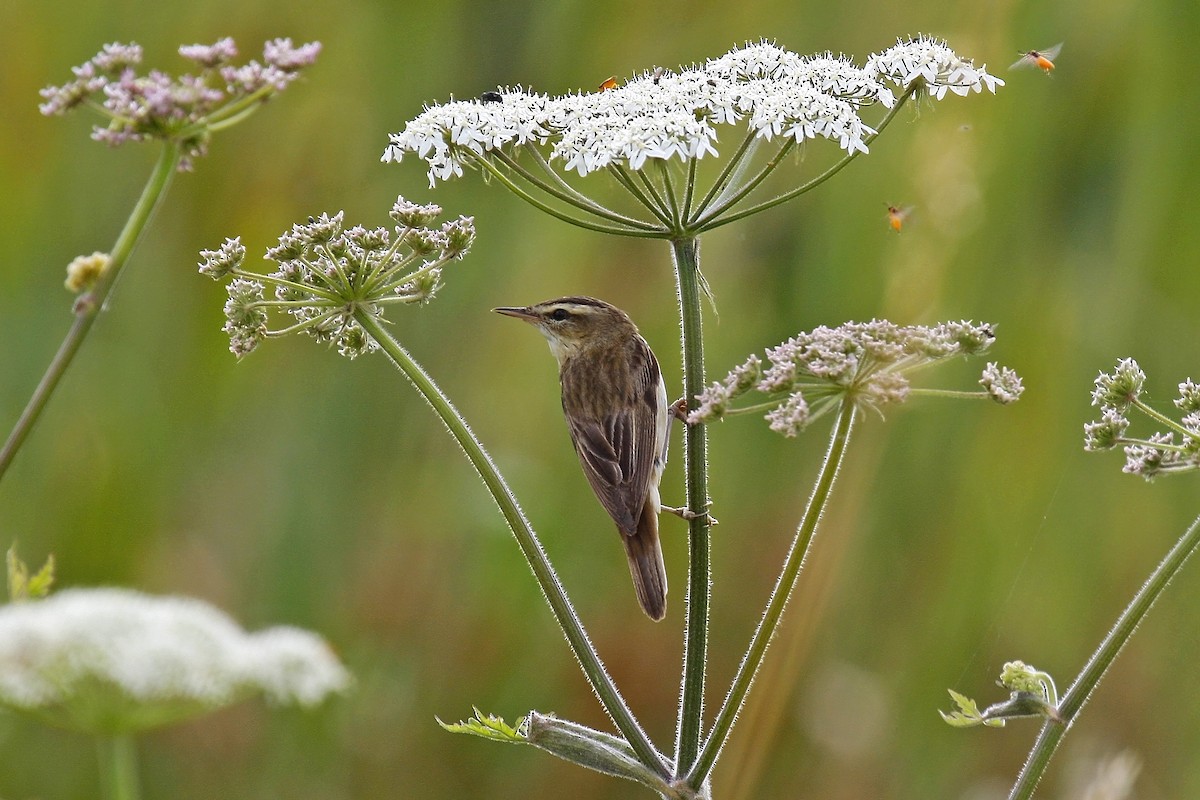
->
[0,143,182,482]
[354,311,670,779]
[671,235,712,777]
[1008,511,1200,800]
[688,400,857,787]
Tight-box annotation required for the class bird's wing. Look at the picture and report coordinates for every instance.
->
[564,338,663,536]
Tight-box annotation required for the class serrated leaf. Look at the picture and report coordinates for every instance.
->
[940,689,996,728]
[25,554,55,599]
[436,707,526,743]
[6,546,54,602]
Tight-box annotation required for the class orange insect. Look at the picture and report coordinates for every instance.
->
[598,76,619,91]
[886,205,913,233]
[1011,42,1062,74]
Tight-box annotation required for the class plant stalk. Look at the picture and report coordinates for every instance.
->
[687,399,857,787]
[1008,511,1200,800]
[671,235,712,778]
[0,143,182,481]
[97,734,141,800]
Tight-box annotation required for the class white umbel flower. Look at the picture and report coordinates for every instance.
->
[384,38,998,186]
[866,34,1004,99]
[0,588,351,733]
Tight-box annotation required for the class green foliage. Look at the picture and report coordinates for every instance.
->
[6,545,55,602]
[939,689,1005,728]
[436,708,527,744]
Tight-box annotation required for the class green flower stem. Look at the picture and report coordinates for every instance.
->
[519,145,651,228]
[97,734,141,800]
[687,399,857,788]
[908,388,996,401]
[1008,511,1200,800]
[692,138,796,230]
[657,162,683,229]
[697,80,922,232]
[468,154,662,237]
[688,129,758,225]
[609,165,672,227]
[0,143,182,482]
[671,235,712,777]
[198,86,276,132]
[681,157,698,223]
[1132,397,1196,442]
[494,148,659,231]
[353,310,670,780]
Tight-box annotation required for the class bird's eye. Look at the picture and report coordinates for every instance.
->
[549,308,571,321]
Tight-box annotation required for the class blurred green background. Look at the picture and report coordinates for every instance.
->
[2,0,1198,797]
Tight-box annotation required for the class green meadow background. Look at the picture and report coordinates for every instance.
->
[2,0,1198,797]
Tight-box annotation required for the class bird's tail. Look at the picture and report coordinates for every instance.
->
[622,501,668,621]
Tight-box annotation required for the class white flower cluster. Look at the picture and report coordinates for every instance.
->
[0,588,351,733]
[384,37,1000,186]
[1084,359,1200,479]
[39,38,321,171]
[200,198,475,360]
[866,35,1004,99]
[690,319,1008,435]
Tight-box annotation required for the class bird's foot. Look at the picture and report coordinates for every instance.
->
[663,502,718,526]
[670,397,691,423]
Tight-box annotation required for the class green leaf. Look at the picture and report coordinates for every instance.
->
[939,689,1003,728]
[436,707,526,743]
[6,545,55,603]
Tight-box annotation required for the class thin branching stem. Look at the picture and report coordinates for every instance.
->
[1008,512,1200,800]
[687,129,758,226]
[469,155,664,237]
[0,143,182,482]
[605,164,673,227]
[688,400,858,788]
[691,138,796,230]
[263,308,342,337]
[657,161,683,230]
[1131,398,1197,442]
[493,149,660,231]
[354,311,671,780]
[196,85,275,129]
[681,157,698,224]
[519,145,659,230]
[629,166,676,228]
[697,82,921,232]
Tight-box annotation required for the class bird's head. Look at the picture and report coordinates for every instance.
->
[493,296,635,364]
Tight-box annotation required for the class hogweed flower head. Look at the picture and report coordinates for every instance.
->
[866,34,1004,99]
[690,319,1014,435]
[200,196,475,359]
[980,361,1025,404]
[40,37,320,170]
[1085,359,1200,478]
[1091,357,1145,410]
[383,37,1000,236]
[0,587,350,735]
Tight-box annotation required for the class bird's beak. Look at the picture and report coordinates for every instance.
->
[492,306,538,322]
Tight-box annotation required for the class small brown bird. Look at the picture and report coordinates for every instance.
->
[494,297,670,620]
